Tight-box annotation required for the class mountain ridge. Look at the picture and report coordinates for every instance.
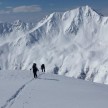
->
[0,70,108,108]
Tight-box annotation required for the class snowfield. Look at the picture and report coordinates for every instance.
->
[0,70,108,108]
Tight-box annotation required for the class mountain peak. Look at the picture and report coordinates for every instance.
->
[80,5,91,10]
[13,20,25,26]
[77,5,102,17]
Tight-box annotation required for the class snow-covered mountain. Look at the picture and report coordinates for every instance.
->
[0,5,108,84]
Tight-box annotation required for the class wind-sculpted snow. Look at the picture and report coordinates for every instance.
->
[0,6,108,84]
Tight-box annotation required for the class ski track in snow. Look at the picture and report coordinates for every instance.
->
[1,73,44,108]
[1,79,33,108]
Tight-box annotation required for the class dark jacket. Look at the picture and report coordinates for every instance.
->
[32,63,39,72]
[41,64,45,69]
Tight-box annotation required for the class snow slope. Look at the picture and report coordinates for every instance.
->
[0,70,108,108]
[0,6,108,84]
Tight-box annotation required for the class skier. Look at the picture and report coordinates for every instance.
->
[32,63,39,78]
[41,64,45,72]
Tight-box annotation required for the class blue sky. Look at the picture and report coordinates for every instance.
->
[0,0,108,22]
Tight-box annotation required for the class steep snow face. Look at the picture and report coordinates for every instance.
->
[0,6,108,84]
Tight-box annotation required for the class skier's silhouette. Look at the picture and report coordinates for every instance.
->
[41,64,45,72]
[32,63,39,78]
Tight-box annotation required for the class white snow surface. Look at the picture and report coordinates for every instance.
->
[0,70,108,108]
[0,6,108,84]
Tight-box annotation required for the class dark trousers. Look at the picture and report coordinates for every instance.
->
[33,71,37,78]
[42,68,45,72]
